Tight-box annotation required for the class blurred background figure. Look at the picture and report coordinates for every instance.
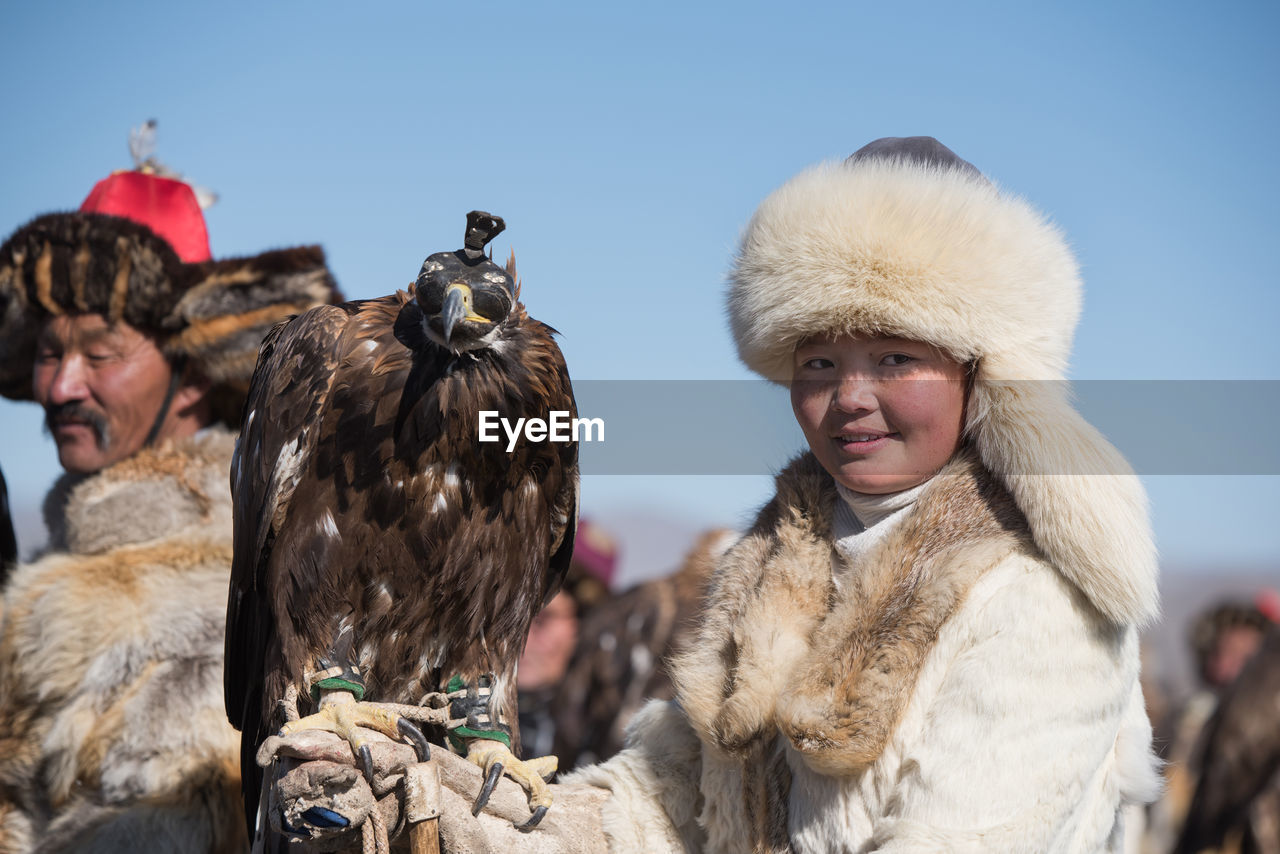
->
[1194,596,1277,692]
[1174,626,1280,854]
[1147,593,1280,853]
[0,467,15,581]
[518,524,735,770]
[518,518,619,762]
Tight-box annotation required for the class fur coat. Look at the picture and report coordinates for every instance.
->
[570,450,1161,853]
[0,429,246,853]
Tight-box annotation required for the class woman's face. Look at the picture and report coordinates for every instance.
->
[790,333,967,494]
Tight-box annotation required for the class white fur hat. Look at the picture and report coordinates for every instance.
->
[729,138,1158,626]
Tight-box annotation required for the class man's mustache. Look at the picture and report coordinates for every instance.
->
[44,403,110,444]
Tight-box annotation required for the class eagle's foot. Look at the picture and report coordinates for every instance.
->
[280,690,432,784]
[465,738,557,831]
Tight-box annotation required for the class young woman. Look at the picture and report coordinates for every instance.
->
[283,137,1163,853]
[561,138,1161,854]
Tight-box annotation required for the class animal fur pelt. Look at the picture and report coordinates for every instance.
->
[0,429,246,853]
[676,450,1029,770]
[165,246,339,390]
[670,449,1032,850]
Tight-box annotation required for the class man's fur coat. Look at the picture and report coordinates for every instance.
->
[570,449,1161,853]
[0,430,245,852]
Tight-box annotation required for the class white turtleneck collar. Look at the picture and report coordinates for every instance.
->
[831,478,930,585]
[835,480,928,530]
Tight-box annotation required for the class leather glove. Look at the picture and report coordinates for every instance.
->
[259,730,610,853]
[258,728,416,850]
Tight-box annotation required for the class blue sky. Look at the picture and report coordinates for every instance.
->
[2,1,1277,579]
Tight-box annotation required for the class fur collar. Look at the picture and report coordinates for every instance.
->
[41,427,236,554]
[673,449,1034,776]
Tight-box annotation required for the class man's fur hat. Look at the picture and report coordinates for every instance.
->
[0,172,340,427]
[728,137,1158,627]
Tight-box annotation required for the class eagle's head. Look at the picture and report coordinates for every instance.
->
[414,211,516,353]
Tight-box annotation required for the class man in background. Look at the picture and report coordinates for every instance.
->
[517,518,619,767]
[1147,594,1279,853]
[0,158,337,851]
[1176,625,1280,854]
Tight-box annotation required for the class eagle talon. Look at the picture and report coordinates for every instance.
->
[472,761,504,816]
[517,805,548,832]
[358,744,375,784]
[397,718,431,762]
[464,739,556,829]
[279,689,443,789]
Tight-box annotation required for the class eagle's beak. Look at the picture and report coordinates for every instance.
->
[441,283,491,345]
[441,286,467,346]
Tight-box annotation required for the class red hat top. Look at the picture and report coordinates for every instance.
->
[79,170,211,263]
[1257,589,1280,624]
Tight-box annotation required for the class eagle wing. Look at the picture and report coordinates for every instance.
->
[524,318,579,612]
[224,303,352,833]
[545,480,577,606]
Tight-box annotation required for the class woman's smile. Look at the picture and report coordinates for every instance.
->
[832,430,894,453]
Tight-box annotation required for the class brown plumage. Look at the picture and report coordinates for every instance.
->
[225,214,577,841]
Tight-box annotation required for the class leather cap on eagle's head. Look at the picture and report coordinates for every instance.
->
[415,210,516,352]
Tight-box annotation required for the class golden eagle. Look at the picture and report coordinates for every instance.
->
[225,212,578,844]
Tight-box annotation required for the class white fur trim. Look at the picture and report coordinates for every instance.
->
[729,158,1080,383]
[970,379,1159,625]
[565,700,702,853]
